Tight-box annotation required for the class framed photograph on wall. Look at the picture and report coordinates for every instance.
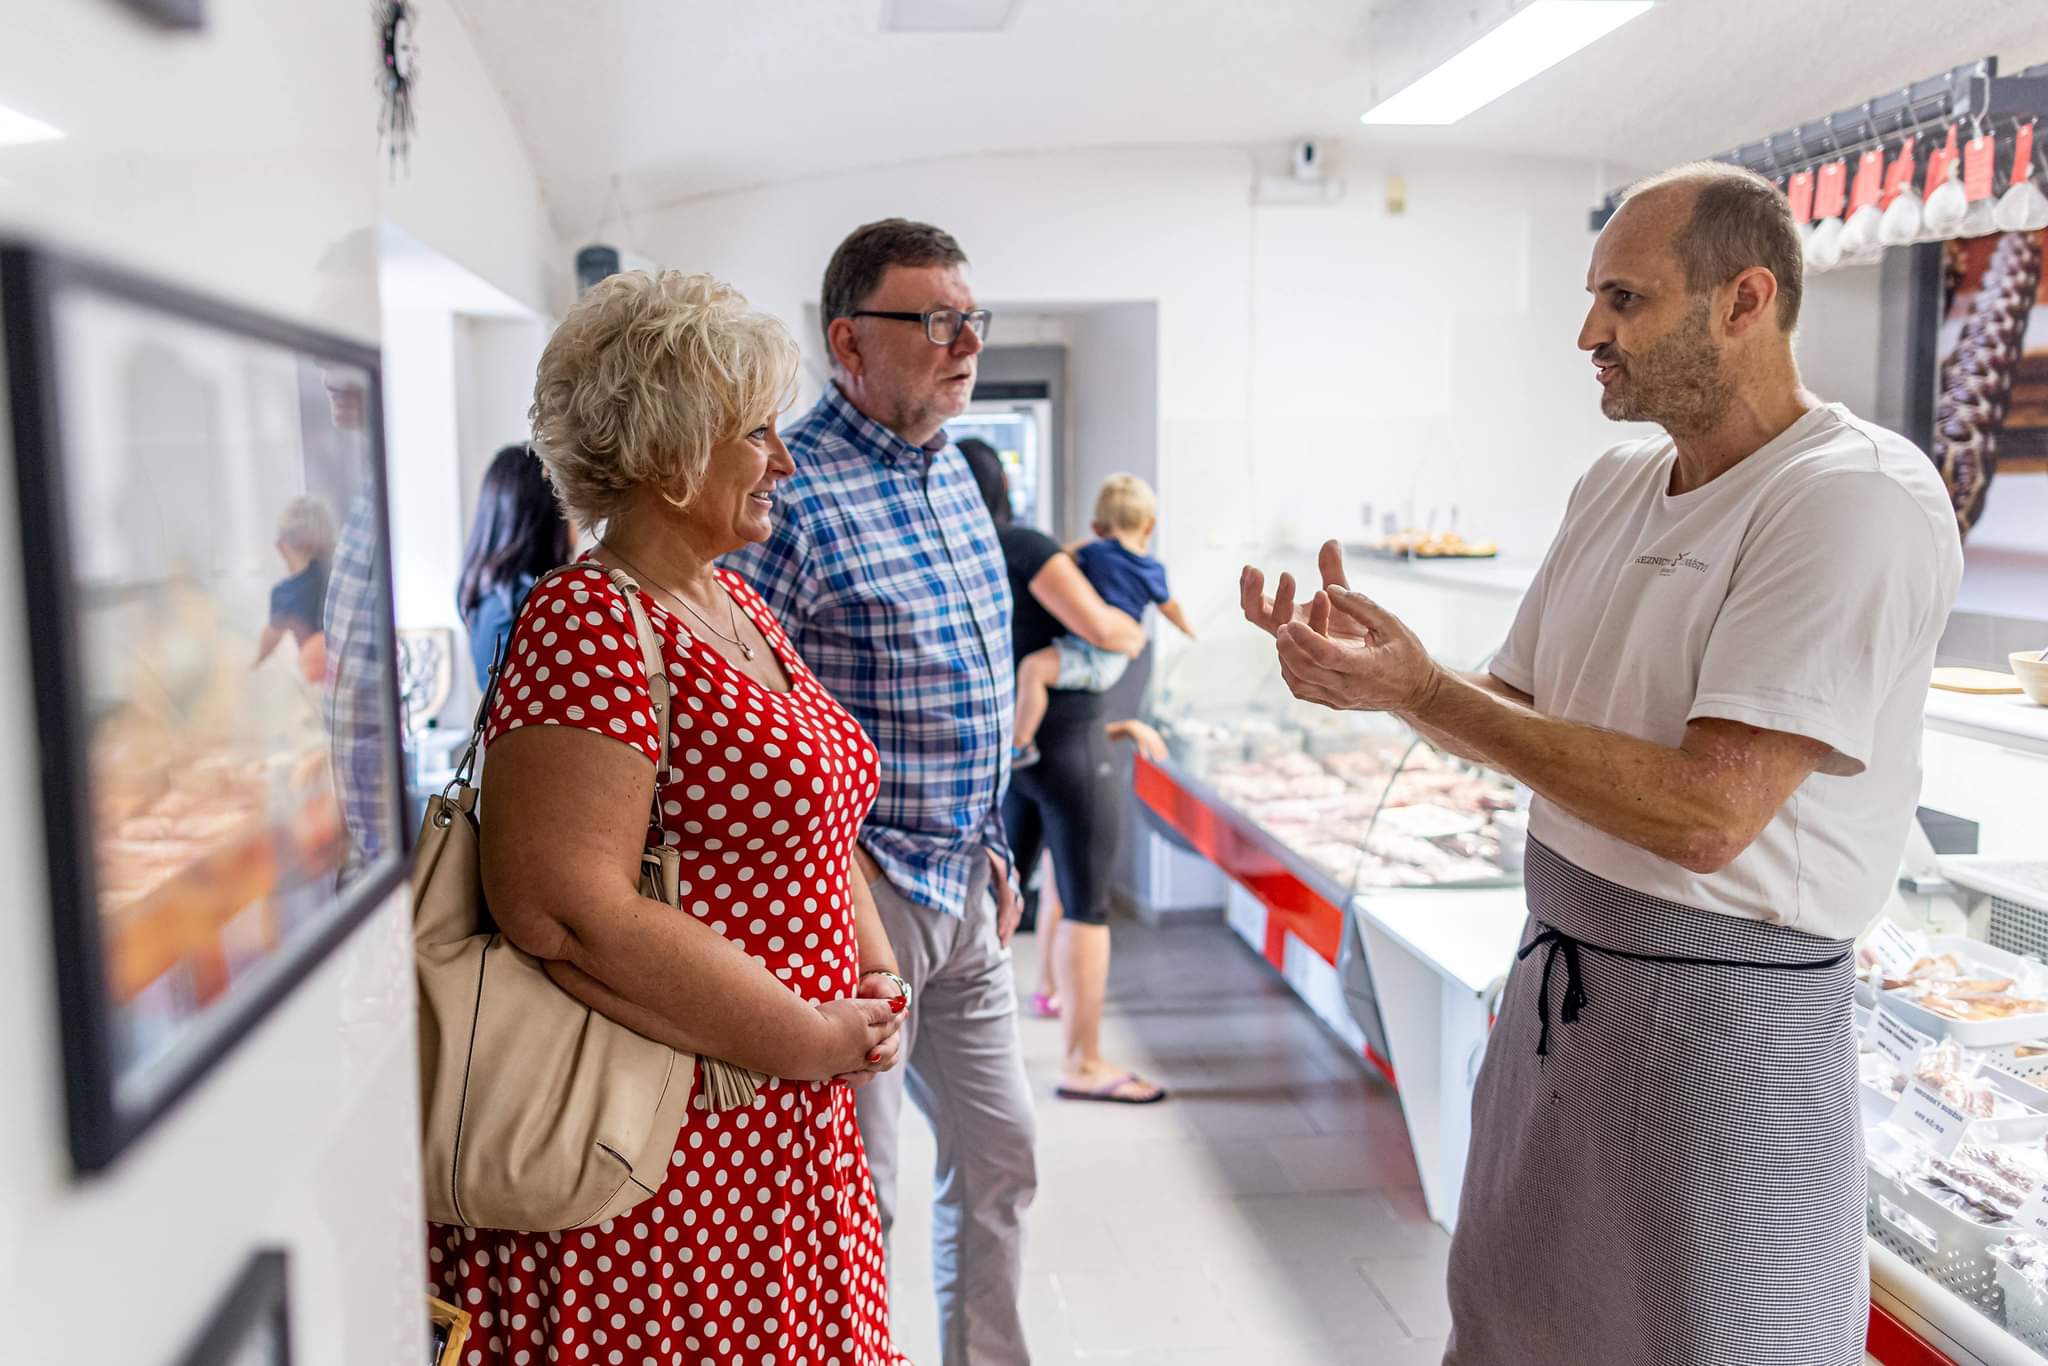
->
[176,1250,292,1366]
[0,241,409,1173]
[1915,230,2048,639]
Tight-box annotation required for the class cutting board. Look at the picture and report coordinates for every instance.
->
[1931,667,2025,695]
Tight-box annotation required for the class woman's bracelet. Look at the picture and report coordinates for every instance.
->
[860,968,911,1007]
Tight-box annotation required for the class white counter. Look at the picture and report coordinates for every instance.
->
[1347,888,1527,1229]
[1355,887,1529,995]
[1924,688,2048,760]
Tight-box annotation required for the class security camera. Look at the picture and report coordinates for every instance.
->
[1291,139,1320,182]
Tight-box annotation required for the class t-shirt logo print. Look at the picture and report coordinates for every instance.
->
[1631,548,1711,578]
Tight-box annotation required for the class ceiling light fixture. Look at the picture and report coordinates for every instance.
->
[1361,0,1653,126]
[0,102,64,147]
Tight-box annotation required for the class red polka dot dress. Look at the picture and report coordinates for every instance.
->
[428,562,907,1366]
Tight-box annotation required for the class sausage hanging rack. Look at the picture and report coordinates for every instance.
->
[1588,56,2048,232]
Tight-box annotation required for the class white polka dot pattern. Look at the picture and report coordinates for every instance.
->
[433,564,903,1365]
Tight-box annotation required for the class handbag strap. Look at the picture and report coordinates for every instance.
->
[443,561,676,832]
[600,567,676,831]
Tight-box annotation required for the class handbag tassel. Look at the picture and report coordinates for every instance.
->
[694,1056,767,1111]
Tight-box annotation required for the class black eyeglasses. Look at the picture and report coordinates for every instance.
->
[849,307,992,345]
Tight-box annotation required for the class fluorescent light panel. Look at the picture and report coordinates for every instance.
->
[0,102,63,147]
[1361,0,1653,126]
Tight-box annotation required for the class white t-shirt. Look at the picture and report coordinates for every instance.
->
[1490,403,1962,941]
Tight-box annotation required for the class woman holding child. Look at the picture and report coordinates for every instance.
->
[959,440,1175,1105]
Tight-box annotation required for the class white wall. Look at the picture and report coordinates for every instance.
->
[0,2,422,1363]
[381,0,562,316]
[454,314,549,518]
[385,309,466,633]
[635,144,1627,648]
[1068,302,1160,542]
[1796,262,1887,419]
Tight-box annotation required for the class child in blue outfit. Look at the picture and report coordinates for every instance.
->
[1013,473,1193,768]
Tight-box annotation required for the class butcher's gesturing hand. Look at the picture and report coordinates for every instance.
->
[1241,540,1441,716]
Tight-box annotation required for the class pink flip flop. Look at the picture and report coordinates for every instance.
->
[1056,1072,1167,1105]
[1030,989,1062,1019]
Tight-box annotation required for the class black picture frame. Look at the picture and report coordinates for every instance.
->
[0,240,411,1174]
[176,1250,293,1366]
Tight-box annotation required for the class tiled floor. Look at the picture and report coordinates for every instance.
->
[882,917,1450,1365]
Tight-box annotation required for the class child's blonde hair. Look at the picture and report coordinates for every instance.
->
[1092,473,1157,535]
[276,496,338,562]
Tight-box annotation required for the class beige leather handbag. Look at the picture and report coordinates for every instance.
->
[413,563,762,1232]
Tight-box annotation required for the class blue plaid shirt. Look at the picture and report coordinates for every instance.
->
[725,384,1015,918]
[323,487,395,884]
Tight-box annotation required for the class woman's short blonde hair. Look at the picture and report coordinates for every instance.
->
[1092,473,1158,535]
[530,271,800,530]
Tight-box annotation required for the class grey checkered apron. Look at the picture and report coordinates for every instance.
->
[1444,839,1866,1365]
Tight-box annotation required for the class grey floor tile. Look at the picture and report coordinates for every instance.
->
[1267,1130,1423,1193]
[1359,1252,1455,1339]
[886,920,1450,1365]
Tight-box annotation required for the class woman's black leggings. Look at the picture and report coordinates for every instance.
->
[1004,700,1118,926]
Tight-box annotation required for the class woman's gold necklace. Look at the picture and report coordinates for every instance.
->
[601,543,754,661]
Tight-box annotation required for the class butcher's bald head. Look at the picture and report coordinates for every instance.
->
[1621,164,1804,330]
[1578,163,1803,435]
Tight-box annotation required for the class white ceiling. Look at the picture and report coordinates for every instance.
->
[453,0,2048,241]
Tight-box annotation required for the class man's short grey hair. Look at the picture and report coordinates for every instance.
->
[819,219,968,355]
[1622,162,1804,331]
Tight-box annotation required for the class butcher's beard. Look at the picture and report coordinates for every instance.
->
[1599,299,1733,436]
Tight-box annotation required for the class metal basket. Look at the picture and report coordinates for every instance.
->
[1944,859,2048,961]
[1997,1256,2048,1353]
[1865,1119,2048,1324]
[1992,894,2048,963]
[1868,1172,2011,1321]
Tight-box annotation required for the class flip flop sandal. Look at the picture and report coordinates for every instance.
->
[1056,1072,1167,1105]
[1030,989,1062,1018]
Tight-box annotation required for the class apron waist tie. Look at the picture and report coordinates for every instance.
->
[1515,920,1852,1057]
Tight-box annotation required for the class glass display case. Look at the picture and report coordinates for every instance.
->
[1144,611,1525,898]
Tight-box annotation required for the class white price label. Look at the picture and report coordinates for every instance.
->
[1868,1007,1932,1071]
[1890,1079,1973,1157]
[2017,1184,2048,1240]
[1868,920,1921,976]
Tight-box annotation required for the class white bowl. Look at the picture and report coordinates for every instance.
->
[2011,651,2048,706]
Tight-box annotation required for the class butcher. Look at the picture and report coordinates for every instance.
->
[1241,162,1962,1365]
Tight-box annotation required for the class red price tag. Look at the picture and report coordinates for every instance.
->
[1882,136,1916,207]
[1786,169,1815,223]
[1926,126,1960,198]
[1852,148,1885,212]
[1813,159,1849,219]
[1964,134,1996,202]
[2016,123,2038,183]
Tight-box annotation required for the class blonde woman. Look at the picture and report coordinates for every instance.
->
[427,271,911,1366]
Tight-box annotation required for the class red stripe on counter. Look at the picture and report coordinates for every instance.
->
[1865,1302,1956,1366]
[1134,755,1347,965]
[1135,755,1395,1091]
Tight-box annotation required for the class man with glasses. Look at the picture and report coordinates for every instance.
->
[725,218,1034,1366]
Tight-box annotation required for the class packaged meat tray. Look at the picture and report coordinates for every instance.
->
[1877,937,2048,1047]
[1868,1116,2048,1317]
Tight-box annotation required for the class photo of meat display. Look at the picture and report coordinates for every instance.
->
[0,243,408,1172]
[1934,229,2047,539]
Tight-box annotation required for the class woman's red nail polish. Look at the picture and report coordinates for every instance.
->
[889,996,907,1014]
[867,1051,880,1063]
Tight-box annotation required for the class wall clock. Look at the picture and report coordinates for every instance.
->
[378,1,419,174]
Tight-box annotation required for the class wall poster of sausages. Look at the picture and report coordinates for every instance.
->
[1932,229,2048,623]
[1934,231,2048,535]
